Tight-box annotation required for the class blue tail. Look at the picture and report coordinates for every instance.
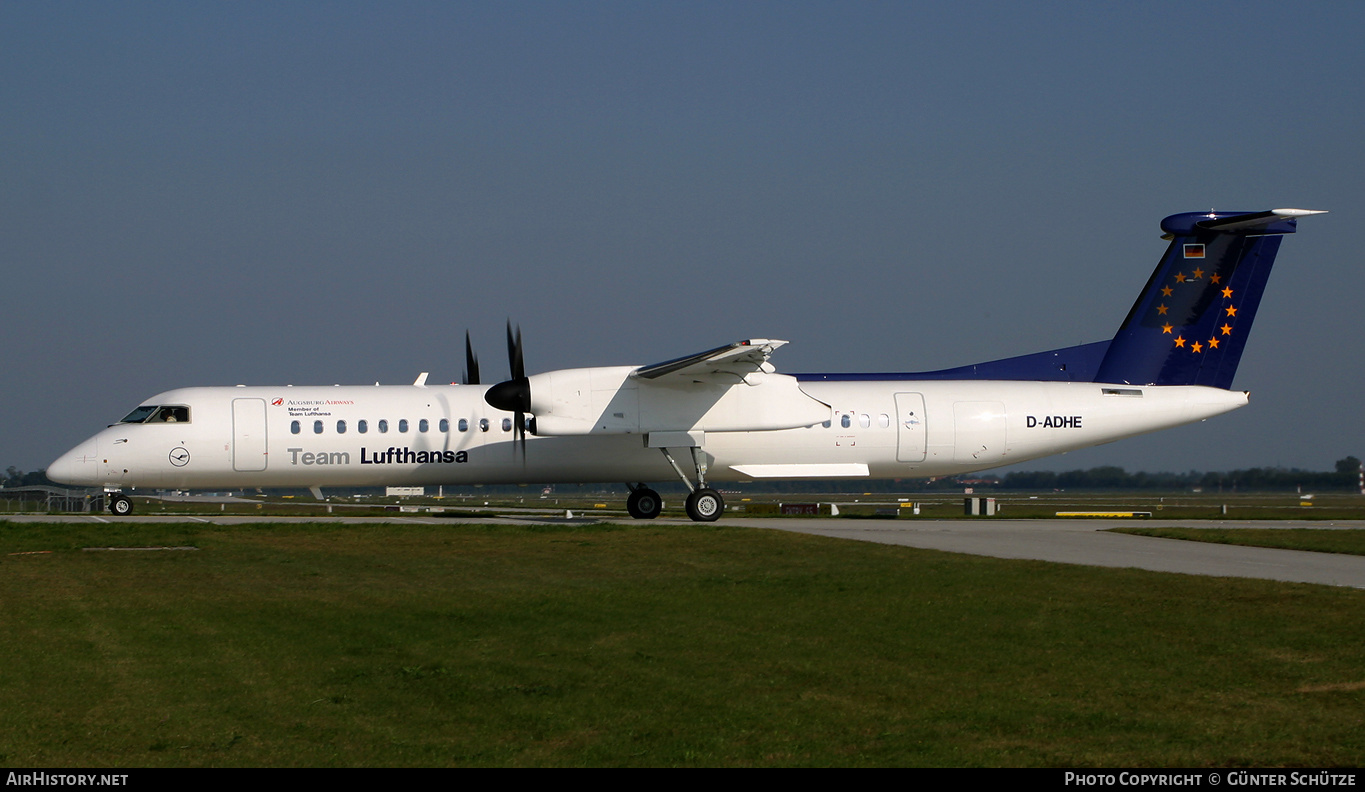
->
[795,208,1323,388]
[1093,209,1323,389]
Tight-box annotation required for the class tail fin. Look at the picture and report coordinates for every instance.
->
[1094,208,1325,389]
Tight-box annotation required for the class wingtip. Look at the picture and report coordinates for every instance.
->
[1272,208,1329,217]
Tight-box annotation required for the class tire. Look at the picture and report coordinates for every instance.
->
[684,488,723,522]
[109,495,133,516]
[627,488,663,519]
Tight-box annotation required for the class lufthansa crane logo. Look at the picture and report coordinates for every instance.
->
[169,448,191,467]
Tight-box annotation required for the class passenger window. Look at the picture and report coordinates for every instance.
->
[840,414,851,429]
[379,420,388,433]
[479,418,489,432]
[291,420,300,435]
[879,414,890,428]
[439,419,449,433]
[458,418,468,432]
[500,418,511,432]
[314,420,323,434]
[358,420,368,434]
[859,414,871,428]
[399,419,409,433]
[337,420,347,434]
[419,419,429,433]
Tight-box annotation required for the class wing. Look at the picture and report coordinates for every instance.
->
[632,339,789,381]
[523,338,829,435]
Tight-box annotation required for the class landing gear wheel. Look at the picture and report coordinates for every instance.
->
[109,494,133,516]
[627,488,663,520]
[684,488,724,522]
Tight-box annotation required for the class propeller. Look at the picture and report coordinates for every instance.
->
[484,321,532,457]
[462,331,480,386]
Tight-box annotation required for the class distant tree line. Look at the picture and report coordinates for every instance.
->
[993,459,1362,492]
[3,466,54,488]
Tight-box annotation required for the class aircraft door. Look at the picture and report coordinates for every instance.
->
[894,392,927,462]
[232,398,269,472]
[953,401,1007,464]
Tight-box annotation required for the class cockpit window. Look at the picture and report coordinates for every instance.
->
[120,406,159,423]
[120,405,190,424]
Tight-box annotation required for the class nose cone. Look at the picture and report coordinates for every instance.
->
[47,438,99,486]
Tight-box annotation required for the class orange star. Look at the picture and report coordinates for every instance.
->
[1221,287,1233,298]
[1174,336,1186,348]
[1226,305,1237,317]
[1162,323,1174,334]
[1208,337,1220,349]
[1220,323,1233,335]
[1192,341,1203,353]
[1209,273,1221,284]
[1157,304,1169,315]
[1192,268,1204,279]
[1161,286,1174,297]
[1175,272,1187,283]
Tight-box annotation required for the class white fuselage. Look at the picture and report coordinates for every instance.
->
[47,380,1248,491]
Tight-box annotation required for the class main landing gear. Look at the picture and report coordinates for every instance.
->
[625,445,725,523]
[683,488,723,522]
[626,485,663,520]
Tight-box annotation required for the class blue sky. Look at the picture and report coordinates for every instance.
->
[3,1,1361,475]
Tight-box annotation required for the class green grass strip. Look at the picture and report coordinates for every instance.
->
[1110,527,1365,556]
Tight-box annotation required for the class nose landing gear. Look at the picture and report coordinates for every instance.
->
[108,494,134,516]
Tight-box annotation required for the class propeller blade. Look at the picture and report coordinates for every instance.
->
[462,331,480,386]
[484,321,532,463]
[506,321,525,381]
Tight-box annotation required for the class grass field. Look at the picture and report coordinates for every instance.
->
[3,519,1365,767]
[1111,527,1365,556]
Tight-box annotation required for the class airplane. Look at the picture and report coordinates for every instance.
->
[47,208,1326,520]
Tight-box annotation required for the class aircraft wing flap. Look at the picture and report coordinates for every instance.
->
[632,339,788,381]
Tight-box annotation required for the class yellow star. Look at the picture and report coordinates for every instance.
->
[1221,287,1233,299]
[1192,341,1203,353]
[1226,305,1237,317]
[1175,272,1187,283]
[1208,337,1220,349]
[1192,268,1204,279]
[1220,323,1233,335]
[1162,323,1174,334]
[1209,273,1222,284]
[1174,336,1186,348]
[1161,286,1174,297]
[1157,304,1169,315]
